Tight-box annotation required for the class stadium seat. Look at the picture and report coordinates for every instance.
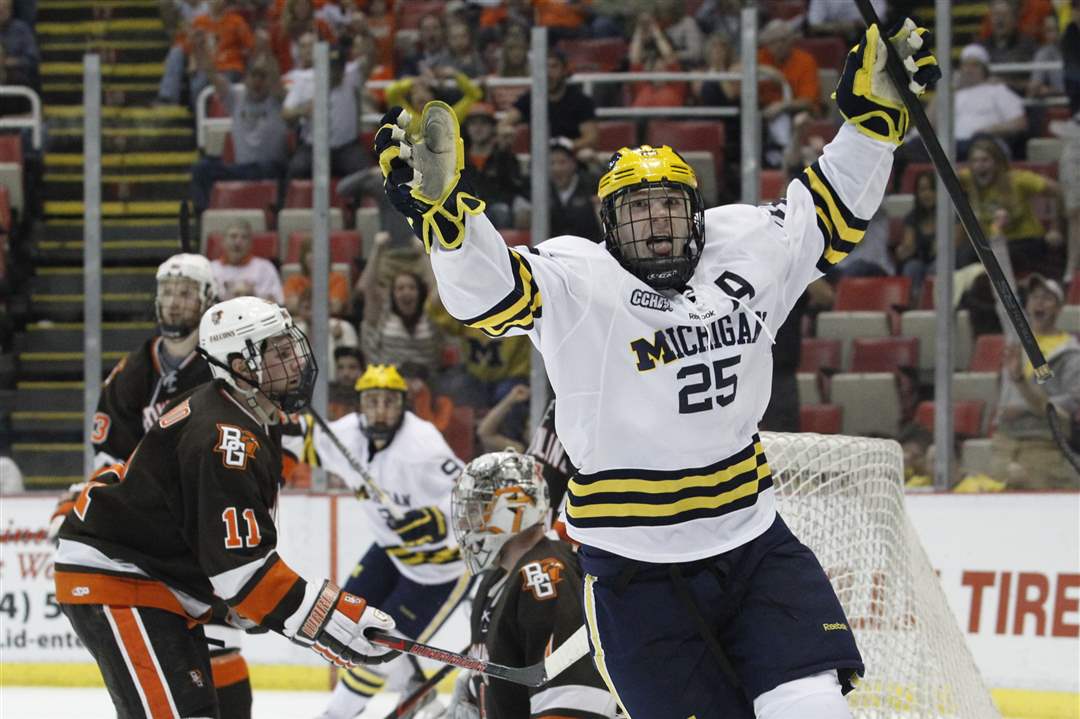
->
[798,337,841,374]
[209,180,278,228]
[795,37,848,70]
[681,151,718,207]
[914,399,986,437]
[830,373,901,437]
[354,207,381,257]
[0,185,11,232]
[883,193,913,219]
[1012,161,1057,180]
[814,71,840,118]
[398,0,445,29]
[283,179,349,213]
[850,337,919,373]
[499,229,531,247]
[0,134,22,164]
[760,170,786,201]
[1026,137,1063,164]
[1060,305,1080,333]
[899,163,933,193]
[284,230,362,264]
[594,121,638,153]
[917,276,935,309]
[797,372,822,404]
[442,405,476,462]
[205,231,279,261]
[763,0,808,19]
[0,163,23,215]
[834,276,912,313]
[277,208,345,245]
[1069,280,1080,305]
[200,209,267,248]
[815,311,891,370]
[800,404,843,434]
[969,334,1005,372]
[953,371,1000,435]
[900,309,974,374]
[511,124,530,154]
[645,121,726,189]
[557,37,629,72]
[961,438,994,476]
[801,117,841,145]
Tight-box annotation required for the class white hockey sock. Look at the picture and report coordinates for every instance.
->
[753,670,853,719]
[318,666,387,719]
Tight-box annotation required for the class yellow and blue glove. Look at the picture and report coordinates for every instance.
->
[374,102,486,253]
[834,18,941,145]
[388,506,448,546]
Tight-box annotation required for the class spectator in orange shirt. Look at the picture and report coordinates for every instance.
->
[628,12,687,108]
[533,0,589,41]
[757,18,820,167]
[282,235,353,319]
[156,0,254,106]
[479,0,533,32]
[979,0,1052,43]
[270,0,335,74]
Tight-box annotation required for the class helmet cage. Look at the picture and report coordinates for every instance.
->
[451,451,550,577]
[601,179,705,290]
[358,387,406,445]
[203,325,318,415]
[155,255,215,339]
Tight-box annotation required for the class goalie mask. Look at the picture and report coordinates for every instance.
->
[197,297,317,423]
[451,450,550,576]
[598,145,705,290]
[155,253,216,339]
[356,364,407,446]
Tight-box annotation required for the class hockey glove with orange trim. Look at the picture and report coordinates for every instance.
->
[834,18,941,145]
[374,103,486,253]
[388,506,448,547]
[291,580,399,667]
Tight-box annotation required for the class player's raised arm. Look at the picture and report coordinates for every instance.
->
[778,19,940,295]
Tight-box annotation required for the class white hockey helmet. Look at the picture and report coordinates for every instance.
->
[451,450,550,576]
[197,297,318,419]
[155,253,216,339]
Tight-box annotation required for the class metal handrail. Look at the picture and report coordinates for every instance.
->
[988,60,1064,74]
[195,82,242,150]
[0,85,42,149]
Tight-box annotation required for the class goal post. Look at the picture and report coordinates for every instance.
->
[762,432,1000,719]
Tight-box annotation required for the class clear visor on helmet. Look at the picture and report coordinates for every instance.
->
[155,277,204,338]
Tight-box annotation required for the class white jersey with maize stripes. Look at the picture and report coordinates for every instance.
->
[287,411,465,583]
[432,123,894,562]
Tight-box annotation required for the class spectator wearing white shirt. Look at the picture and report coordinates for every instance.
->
[282,38,370,184]
[210,219,284,303]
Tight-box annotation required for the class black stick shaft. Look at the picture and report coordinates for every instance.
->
[369,631,544,687]
[307,408,402,519]
[852,0,1052,382]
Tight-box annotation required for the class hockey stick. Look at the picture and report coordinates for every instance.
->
[852,0,1052,382]
[369,625,590,688]
[307,408,403,520]
[381,656,459,719]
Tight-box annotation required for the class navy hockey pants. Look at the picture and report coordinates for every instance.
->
[579,514,863,719]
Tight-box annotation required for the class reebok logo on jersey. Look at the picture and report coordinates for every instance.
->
[822,622,849,632]
[72,586,90,597]
[521,558,564,600]
[214,424,260,469]
[629,289,672,312]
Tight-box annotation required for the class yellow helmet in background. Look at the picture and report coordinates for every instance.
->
[355,364,408,394]
[597,145,706,290]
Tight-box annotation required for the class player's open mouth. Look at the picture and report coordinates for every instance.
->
[646,237,673,257]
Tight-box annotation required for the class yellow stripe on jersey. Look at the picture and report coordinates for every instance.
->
[798,161,870,273]
[566,437,772,528]
[583,575,633,717]
[340,665,386,697]
[385,545,461,565]
[461,249,542,338]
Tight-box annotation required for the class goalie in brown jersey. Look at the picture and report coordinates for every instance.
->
[445,450,618,719]
[54,297,397,719]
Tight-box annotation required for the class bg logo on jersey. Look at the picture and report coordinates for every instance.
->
[214,424,260,469]
[520,558,565,600]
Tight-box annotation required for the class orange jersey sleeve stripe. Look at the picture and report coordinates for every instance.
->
[106,607,178,719]
[232,557,302,625]
[210,651,250,688]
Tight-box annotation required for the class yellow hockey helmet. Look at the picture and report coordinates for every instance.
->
[355,364,408,394]
[597,145,705,289]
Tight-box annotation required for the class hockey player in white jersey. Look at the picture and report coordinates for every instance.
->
[374,21,939,719]
[287,364,471,719]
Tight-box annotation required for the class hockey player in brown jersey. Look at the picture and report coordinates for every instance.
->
[54,297,397,718]
[446,450,617,719]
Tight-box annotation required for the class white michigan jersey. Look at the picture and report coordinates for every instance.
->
[432,123,894,563]
[286,411,465,584]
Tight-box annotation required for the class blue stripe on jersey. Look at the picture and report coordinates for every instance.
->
[798,160,870,273]
[565,436,773,528]
[461,249,543,337]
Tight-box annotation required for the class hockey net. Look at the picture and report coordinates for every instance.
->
[762,432,1000,719]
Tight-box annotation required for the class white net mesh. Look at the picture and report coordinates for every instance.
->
[762,432,1000,719]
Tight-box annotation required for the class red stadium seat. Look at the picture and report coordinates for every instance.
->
[834,277,912,312]
[557,38,628,72]
[800,119,840,144]
[969,334,1005,372]
[850,336,919,373]
[207,94,228,118]
[800,404,842,434]
[0,134,22,164]
[915,399,986,437]
[0,185,11,232]
[208,180,279,228]
[917,276,935,309]
[1068,279,1080,305]
[900,163,933,193]
[794,37,848,70]
[398,0,444,30]
[205,231,279,261]
[442,405,476,462]
[499,229,531,247]
[760,170,786,201]
[1012,161,1057,180]
[284,230,362,264]
[222,133,236,164]
[511,124,530,154]
[645,120,726,184]
[595,121,637,153]
[799,338,842,373]
[764,0,808,20]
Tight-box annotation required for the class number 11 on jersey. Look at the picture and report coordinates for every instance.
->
[222,507,261,549]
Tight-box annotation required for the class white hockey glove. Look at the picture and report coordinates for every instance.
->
[291,580,398,668]
[445,671,481,719]
[47,482,85,542]
[834,18,941,145]
[374,102,486,253]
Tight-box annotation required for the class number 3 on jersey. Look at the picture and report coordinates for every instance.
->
[677,356,741,414]
[222,507,261,549]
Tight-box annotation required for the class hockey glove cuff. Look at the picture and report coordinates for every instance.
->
[291,580,399,667]
[833,18,941,145]
[388,506,448,547]
[374,103,486,253]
